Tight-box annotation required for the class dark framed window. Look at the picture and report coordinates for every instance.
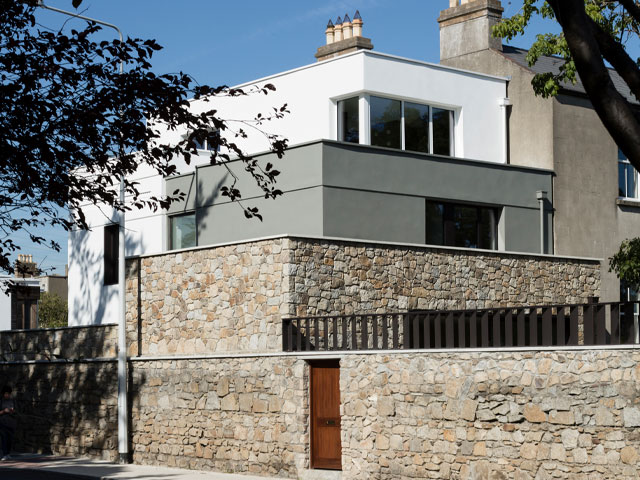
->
[104,224,119,286]
[425,200,498,250]
[170,212,196,250]
[338,97,359,144]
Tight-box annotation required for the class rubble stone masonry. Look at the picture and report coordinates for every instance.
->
[126,236,600,356]
[0,236,617,479]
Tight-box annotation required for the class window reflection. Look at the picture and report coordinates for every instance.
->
[338,97,359,144]
[170,213,196,250]
[432,108,451,156]
[370,96,401,149]
[426,200,498,250]
[404,102,430,154]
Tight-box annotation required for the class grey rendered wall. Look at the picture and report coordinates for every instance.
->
[441,49,555,171]
[552,94,640,301]
[165,143,326,245]
[321,142,553,253]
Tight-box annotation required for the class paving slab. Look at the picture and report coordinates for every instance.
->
[0,454,292,480]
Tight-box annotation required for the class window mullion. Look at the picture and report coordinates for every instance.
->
[429,107,434,154]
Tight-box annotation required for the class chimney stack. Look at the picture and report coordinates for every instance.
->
[438,0,504,63]
[315,10,373,62]
[14,253,38,278]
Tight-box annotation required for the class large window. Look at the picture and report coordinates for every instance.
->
[619,149,638,199]
[426,201,498,250]
[338,97,359,144]
[104,224,119,286]
[170,213,196,250]
[369,96,453,156]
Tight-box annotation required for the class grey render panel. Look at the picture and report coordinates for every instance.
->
[502,206,553,254]
[165,140,554,254]
[195,143,324,208]
[197,187,324,246]
[166,174,196,213]
[321,142,553,209]
[323,188,425,244]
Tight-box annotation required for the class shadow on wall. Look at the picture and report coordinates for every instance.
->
[196,169,228,242]
[70,227,141,326]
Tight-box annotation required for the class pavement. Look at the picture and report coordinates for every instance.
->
[0,453,292,480]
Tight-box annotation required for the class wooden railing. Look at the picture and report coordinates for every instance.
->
[282,299,640,352]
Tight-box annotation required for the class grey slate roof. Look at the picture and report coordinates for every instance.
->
[501,45,638,105]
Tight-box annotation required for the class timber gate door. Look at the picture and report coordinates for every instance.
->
[309,360,342,470]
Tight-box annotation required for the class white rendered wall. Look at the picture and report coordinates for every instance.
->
[156,51,508,172]
[69,50,508,326]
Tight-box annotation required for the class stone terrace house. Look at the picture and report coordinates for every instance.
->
[3,2,638,480]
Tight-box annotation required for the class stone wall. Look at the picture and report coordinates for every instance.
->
[340,350,640,479]
[125,236,600,355]
[3,349,640,479]
[0,324,117,361]
[129,356,308,477]
[0,360,117,460]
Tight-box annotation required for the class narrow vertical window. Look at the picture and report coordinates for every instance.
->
[619,149,638,198]
[404,102,430,154]
[170,213,196,250]
[432,108,452,156]
[338,97,359,144]
[370,96,401,149]
[104,224,119,286]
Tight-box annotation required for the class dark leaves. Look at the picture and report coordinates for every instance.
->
[0,1,288,272]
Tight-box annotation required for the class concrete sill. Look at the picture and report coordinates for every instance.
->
[616,198,640,209]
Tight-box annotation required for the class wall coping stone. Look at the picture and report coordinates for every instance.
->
[126,344,640,363]
[125,234,602,263]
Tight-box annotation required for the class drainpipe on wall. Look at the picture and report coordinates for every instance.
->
[537,190,547,254]
[498,97,511,165]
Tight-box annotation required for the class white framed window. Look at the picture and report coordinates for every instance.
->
[187,130,221,153]
[618,149,638,199]
[169,212,196,250]
[338,94,455,156]
[337,97,360,144]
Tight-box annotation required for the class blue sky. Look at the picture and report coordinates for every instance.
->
[24,1,576,274]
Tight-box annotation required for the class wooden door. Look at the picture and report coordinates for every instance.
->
[310,360,341,470]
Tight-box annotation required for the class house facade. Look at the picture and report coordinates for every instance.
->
[69,11,567,327]
[32,3,640,479]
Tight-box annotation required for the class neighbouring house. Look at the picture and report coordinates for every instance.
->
[437,0,640,302]
[0,255,69,331]
[4,3,639,479]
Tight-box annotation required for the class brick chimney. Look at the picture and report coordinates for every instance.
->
[438,0,504,62]
[315,10,373,62]
[14,254,38,278]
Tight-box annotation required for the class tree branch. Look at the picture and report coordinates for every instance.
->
[549,0,640,170]
[618,0,640,25]
[587,12,640,102]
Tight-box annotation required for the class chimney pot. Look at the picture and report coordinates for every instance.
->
[325,19,335,44]
[334,17,344,42]
[352,10,363,36]
[342,13,353,39]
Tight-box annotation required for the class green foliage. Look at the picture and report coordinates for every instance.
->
[492,0,640,98]
[38,291,68,329]
[610,238,640,290]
